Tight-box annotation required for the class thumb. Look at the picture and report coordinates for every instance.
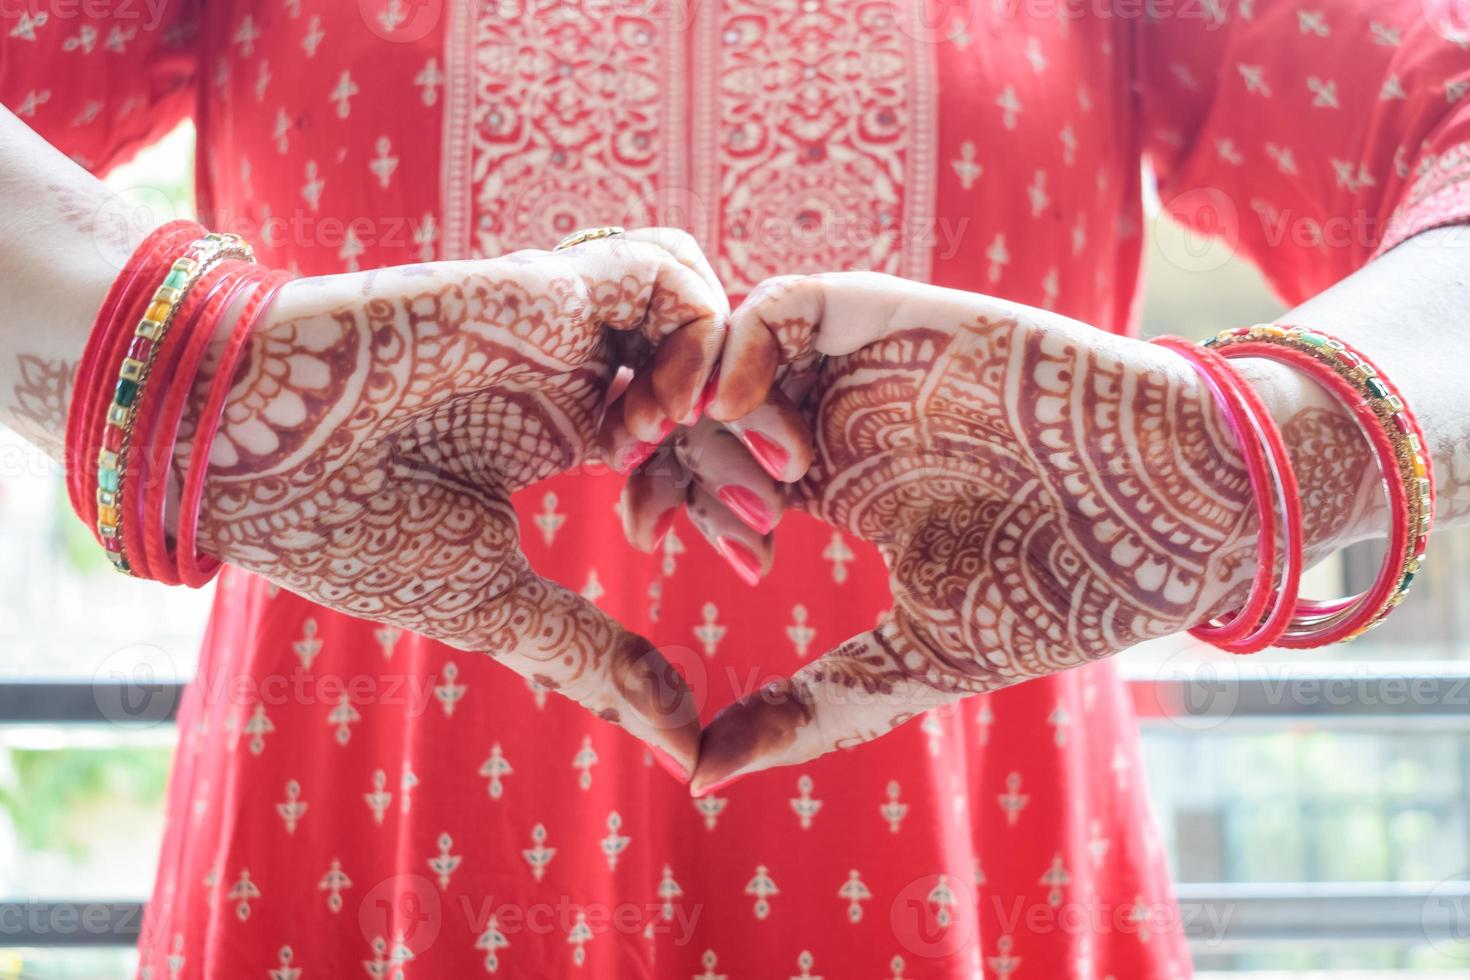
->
[689,616,971,796]
[492,571,705,781]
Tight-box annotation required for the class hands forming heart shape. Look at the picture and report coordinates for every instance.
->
[182,228,1271,792]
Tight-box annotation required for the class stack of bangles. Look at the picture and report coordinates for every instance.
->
[1151,326,1434,653]
[64,219,293,587]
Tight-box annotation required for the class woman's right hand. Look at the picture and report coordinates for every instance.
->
[184,230,728,778]
[632,272,1273,791]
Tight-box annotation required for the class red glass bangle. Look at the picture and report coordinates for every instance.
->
[1151,337,1302,653]
[1213,340,1416,646]
[176,269,295,587]
[1200,346,1304,653]
[1206,325,1432,646]
[135,262,262,584]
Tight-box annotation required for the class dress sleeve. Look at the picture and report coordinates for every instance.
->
[1135,0,1470,304]
[0,1,200,176]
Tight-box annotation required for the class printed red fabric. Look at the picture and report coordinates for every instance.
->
[7,1,1470,976]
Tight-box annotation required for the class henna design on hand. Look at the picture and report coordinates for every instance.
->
[690,273,1376,790]
[6,353,73,459]
[182,241,724,772]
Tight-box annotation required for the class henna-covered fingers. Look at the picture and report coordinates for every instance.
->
[620,452,689,553]
[484,569,704,778]
[563,238,727,435]
[685,484,772,586]
[183,240,726,775]
[692,617,967,795]
[688,275,1266,790]
[719,390,812,483]
[674,417,784,535]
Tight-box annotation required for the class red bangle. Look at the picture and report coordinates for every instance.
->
[176,269,294,587]
[65,224,259,578]
[68,220,205,528]
[135,262,263,584]
[1151,337,1302,653]
[1206,326,1432,646]
[113,242,250,579]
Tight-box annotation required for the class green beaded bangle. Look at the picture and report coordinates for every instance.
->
[97,232,254,575]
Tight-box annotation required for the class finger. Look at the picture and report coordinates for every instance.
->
[338,439,703,781]
[714,270,945,422]
[619,370,679,445]
[596,391,673,475]
[621,227,731,320]
[690,618,964,796]
[707,275,806,421]
[497,572,703,780]
[721,388,813,484]
[676,417,784,536]
[621,454,691,553]
[568,239,726,427]
[684,483,772,586]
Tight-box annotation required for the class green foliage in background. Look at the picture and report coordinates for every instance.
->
[0,748,170,858]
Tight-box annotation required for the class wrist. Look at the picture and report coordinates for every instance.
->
[1231,355,1381,555]
[1168,349,1374,631]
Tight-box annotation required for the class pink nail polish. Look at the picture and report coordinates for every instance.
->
[717,485,775,535]
[649,746,691,784]
[741,429,790,481]
[655,417,676,440]
[715,535,763,586]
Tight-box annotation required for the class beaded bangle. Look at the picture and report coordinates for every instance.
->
[68,220,205,527]
[1152,337,1303,653]
[1204,325,1433,645]
[97,232,254,574]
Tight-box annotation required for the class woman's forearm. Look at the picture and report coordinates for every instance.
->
[1229,225,1470,554]
[0,107,140,461]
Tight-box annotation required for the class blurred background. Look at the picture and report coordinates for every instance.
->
[2,126,1469,978]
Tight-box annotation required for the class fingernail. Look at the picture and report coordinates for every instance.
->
[690,772,741,798]
[656,417,676,440]
[649,746,691,784]
[714,535,763,586]
[717,485,776,535]
[740,429,790,481]
[652,507,678,547]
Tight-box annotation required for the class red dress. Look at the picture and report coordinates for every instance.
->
[7,2,1470,976]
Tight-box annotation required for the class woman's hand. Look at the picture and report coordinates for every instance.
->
[677,272,1277,793]
[185,229,727,777]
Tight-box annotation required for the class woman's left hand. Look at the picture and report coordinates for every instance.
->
[662,272,1266,793]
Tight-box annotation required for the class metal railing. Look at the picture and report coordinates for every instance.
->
[3,672,1470,952]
